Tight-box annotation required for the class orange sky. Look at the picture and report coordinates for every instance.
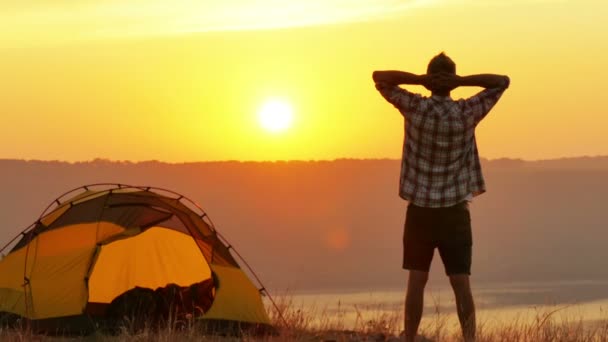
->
[1,0,607,162]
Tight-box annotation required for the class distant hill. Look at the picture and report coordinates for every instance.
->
[1,157,607,292]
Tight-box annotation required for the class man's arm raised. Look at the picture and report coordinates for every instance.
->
[372,71,425,113]
[372,71,428,87]
[457,74,511,124]
[372,71,509,90]
[456,74,510,89]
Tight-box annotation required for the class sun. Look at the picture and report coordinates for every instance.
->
[258,99,294,133]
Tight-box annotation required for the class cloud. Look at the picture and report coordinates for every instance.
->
[0,0,433,45]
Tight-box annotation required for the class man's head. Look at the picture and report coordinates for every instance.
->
[426,52,456,95]
[427,52,456,75]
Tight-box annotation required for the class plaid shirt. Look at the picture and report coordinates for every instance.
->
[376,82,508,207]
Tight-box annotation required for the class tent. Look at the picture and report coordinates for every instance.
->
[0,184,273,333]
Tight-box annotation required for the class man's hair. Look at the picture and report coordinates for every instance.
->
[427,52,456,74]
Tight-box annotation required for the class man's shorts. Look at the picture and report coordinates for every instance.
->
[403,201,472,275]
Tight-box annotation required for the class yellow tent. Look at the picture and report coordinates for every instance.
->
[0,184,271,333]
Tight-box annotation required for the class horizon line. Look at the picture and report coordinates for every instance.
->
[2,155,608,165]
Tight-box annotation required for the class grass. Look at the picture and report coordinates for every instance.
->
[267,293,608,341]
[1,296,608,341]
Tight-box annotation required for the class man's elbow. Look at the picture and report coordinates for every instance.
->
[488,75,510,89]
[372,71,384,83]
[372,70,389,83]
[502,76,510,89]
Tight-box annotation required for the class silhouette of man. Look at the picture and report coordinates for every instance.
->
[373,53,509,342]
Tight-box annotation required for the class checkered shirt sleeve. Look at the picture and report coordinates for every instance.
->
[465,85,509,124]
[375,82,423,118]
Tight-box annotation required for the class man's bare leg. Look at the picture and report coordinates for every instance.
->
[405,270,429,342]
[449,274,476,342]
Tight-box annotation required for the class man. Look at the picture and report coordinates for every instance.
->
[372,53,509,342]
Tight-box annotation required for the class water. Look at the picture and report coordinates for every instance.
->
[269,280,608,332]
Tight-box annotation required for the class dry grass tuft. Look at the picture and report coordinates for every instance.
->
[1,297,608,341]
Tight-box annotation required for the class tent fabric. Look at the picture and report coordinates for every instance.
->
[88,227,212,304]
[0,185,271,330]
[11,191,238,267]
[202,264,270,324]
[1,223,120,318]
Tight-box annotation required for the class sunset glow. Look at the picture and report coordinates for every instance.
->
[1,1,607,335]
[0,0,607,162]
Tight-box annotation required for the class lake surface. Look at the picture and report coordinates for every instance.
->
[267,280,608,332]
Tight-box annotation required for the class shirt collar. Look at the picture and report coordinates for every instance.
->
[431,94,452,101]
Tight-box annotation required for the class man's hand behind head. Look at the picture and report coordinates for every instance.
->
[425,72,460,93]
